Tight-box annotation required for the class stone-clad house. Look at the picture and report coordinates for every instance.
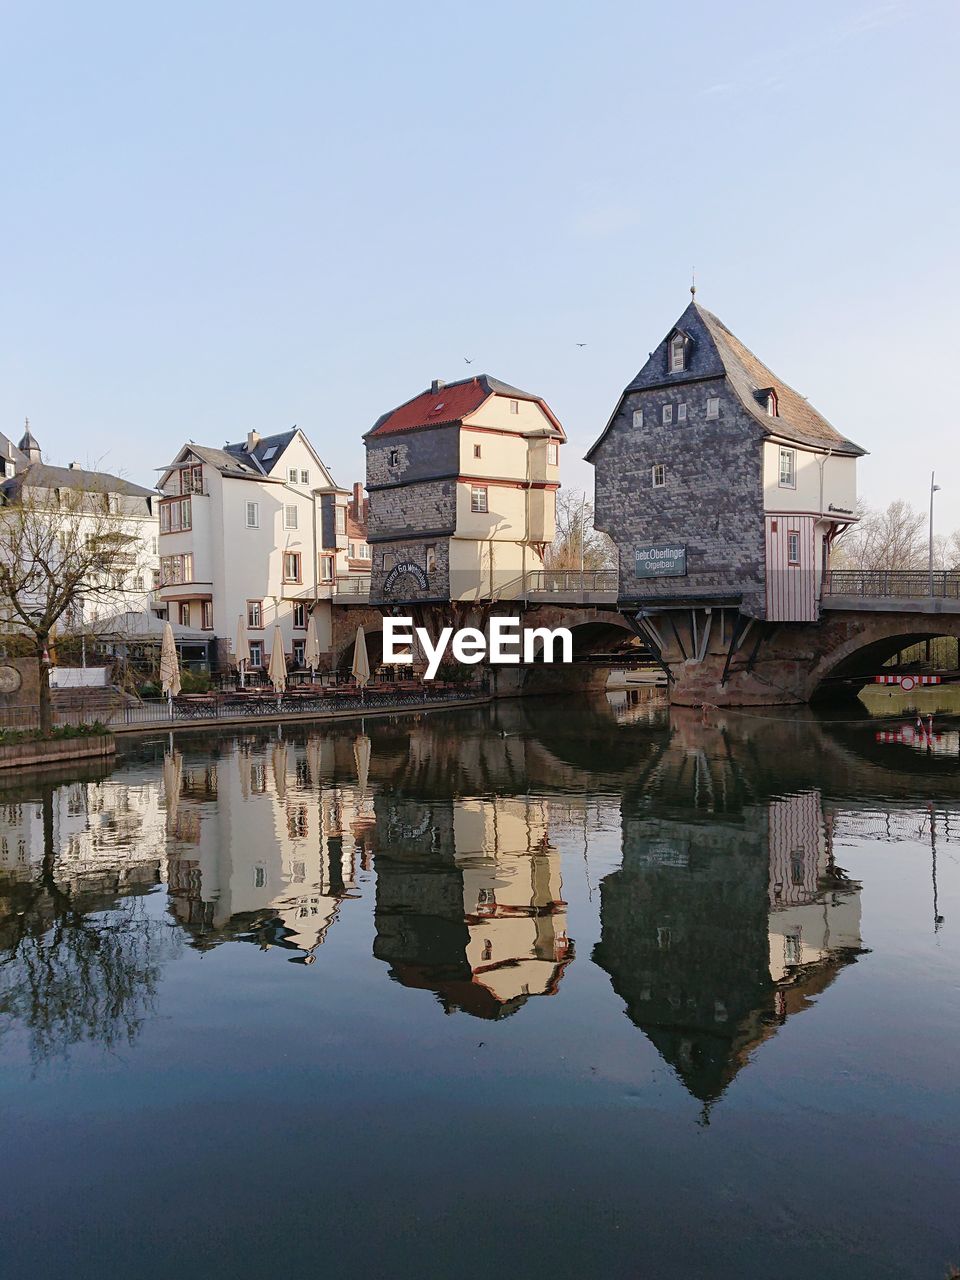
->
[586,299,865,622]
[364,374,565,604]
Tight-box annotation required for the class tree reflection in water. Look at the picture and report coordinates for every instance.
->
[0,786,176,1066]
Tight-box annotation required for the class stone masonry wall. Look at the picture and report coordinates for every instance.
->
[593,376,767,617]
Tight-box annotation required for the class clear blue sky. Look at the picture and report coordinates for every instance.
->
[2,0,957,530]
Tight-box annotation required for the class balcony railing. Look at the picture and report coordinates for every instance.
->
[824,570,960,599]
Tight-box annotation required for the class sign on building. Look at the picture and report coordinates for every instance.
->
[635,544,687,578]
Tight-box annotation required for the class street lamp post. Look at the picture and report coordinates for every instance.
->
[928,470,942,597]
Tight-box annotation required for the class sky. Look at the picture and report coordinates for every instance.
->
[1,0,958,532]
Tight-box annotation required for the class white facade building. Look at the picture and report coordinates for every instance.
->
[157,428,368,672]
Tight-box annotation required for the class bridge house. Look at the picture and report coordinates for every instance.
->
[587,298,866,624]
[364,374,565,604]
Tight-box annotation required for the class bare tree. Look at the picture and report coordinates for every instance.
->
[832,499,927,572]
[0,481,147,734]
[546,489,615,572]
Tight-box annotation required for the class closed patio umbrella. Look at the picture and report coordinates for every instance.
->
[159,621,181,718]
[268,626,287,706]
[272,741,288,802]
[304,609,322,680]
[351,625,370,694]
[354,732,371,812]
[162,748,182,834]
[236,613,250,687]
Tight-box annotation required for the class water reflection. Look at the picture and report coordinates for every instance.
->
[373,795,572,1017]
[0,698,956,1082]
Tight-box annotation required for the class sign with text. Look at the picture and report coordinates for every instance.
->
[635,543,687,578]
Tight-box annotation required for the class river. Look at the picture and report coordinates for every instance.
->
[1,694,958,1279]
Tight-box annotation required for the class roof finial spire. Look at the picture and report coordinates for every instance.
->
[690,267,696,300]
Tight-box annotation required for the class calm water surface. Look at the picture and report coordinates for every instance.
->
[1,695,958,1279]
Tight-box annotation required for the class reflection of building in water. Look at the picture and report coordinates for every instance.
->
[373,796,573,1018]
[0,768,168,896]
[593,789,863,1104]
[166,735,370,963]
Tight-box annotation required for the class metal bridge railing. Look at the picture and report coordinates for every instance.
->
[496,569,619,600]
[824,570,960,599]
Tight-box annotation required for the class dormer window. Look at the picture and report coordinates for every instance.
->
[669,332,686,373]
[762,388,779,417]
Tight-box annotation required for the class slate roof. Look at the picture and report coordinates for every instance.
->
[366,374,565,438]
[161,444,283,483]
[223,429,298,474]
[1,463,156,500]
[587,300,866,460]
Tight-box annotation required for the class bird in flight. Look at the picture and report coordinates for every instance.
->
[464,356,473,363]
[576,342,587,348]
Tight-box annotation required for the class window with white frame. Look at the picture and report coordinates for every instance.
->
[509,399,519,414]
[677,403,687,422]
[300,469,309,485]
[283,504,298,530]
[388,448,399,467]
[652,464,666,488]
[335,507,346,536]
[288,467,298,484]
[283,552,302,582]
[670,333,686,372]
[632,408,643,429]
[293,640,306,667]
[245,501,260,528]
[247,600,263,629]
[706,397,720,419]
[320,555,334,581]
[779,447,797,488]
[547,441,558,465]
[787,530,800,564]
[662,404,673,425]
[293,602,306,628]
[766,390,778,417]
[425,544,437,573]
[178,602,191,626]
[201,601,213,629]
[359,543,370,559]
[470,486,488,513]
[248,640,263,667]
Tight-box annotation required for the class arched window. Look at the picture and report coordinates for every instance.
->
[669,332,686,372]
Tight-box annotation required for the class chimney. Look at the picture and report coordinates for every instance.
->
[430,379,445,395]
[352,482,363,518]
[246,430,261,453]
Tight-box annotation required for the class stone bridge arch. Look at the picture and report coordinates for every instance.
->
[804,611,960,700]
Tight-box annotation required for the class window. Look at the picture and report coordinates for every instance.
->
[662,404,673,425]
[293,640,306,667]
[201,601,213,630]
[474,443,482,459]
[159,553,193,585]
[245,501,260,528]
[293,602,306,628]
[283,552,302,582]
[133,574,144,591]
[787,530,801,565]
[632,408,643,429]
[652,464,666,488]
[677,403,687,422]
[509,399,519,414]
[288,467,298,484]
[283,504,298,530]
[300,469,309,485]
[160,504,170,533]
[425,544,437,573]
[151,537,158,555]
[178,602,191,626]
[670,333,686,372]
[248,640,263,667]
[547,441,558,465]
[247,600,263,629]
[335,507,346,536]
[766,390,779,417]
[152,569,161,590]
[181,464,202,495]
[470,486,488,513]
[388,448,399,467]
[706,397,720,419]
[779,447,796,488]
[180,499,192,530]
[359,543,370,559]
[320,555,334,581]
